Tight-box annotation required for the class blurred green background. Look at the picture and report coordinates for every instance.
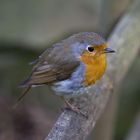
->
[0,0,140,140]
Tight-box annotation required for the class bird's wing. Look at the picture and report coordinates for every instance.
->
[21,43,80,87]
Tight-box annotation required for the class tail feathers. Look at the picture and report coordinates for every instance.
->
[19,78,31,88]
[13,86,31,109]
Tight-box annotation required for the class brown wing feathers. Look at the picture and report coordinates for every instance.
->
[15,44,79,107]
[21,60,79,87]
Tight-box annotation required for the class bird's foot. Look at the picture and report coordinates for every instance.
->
[65,106,88,118]
[63,99,88,118]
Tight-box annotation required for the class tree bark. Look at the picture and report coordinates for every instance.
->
[45,0,140,139]
[91,92,118,140]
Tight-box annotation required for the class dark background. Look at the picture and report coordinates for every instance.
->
[0,0,140,140]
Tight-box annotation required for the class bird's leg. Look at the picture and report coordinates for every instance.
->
[61,97,88,118]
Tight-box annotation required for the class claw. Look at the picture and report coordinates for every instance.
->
[61,97,88,118]
[65,106,88,118]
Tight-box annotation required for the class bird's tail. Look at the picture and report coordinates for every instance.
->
[13,86,31,109]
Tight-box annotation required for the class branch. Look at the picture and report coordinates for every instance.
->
[45,0,140,139]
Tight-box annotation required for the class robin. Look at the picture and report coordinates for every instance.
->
[16,32,115,116]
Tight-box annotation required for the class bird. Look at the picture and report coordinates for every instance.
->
[16,32,115,116]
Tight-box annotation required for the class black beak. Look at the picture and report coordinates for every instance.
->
[104,48,115,53]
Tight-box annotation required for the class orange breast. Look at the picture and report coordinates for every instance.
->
[80,54,107,86]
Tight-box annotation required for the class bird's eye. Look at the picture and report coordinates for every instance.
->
[86,46,94,52]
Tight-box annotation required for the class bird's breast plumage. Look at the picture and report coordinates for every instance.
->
[52,53,107,98]
[80,53,107,86]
